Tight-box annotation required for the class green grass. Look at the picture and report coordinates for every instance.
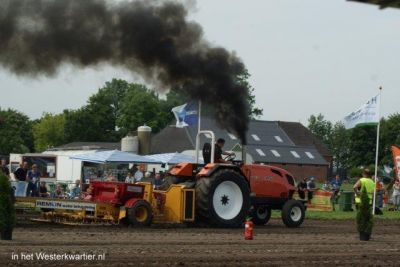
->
[286,181,400,220]
[271,207,400,220]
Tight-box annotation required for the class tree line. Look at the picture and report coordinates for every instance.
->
[307,113,400,177]
[1,75,262,154]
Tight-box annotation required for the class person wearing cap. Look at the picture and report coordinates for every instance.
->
[129,164,143,182]
[330,175,342,210]
[353,168,375,209]
[214,138,235,163]
[306,177,316,204]
[27,164,41,197]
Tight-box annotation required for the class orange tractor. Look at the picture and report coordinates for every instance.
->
[16,130,305,228]
[160,130,306,228]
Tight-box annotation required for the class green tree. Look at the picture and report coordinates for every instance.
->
[0,108,33,154]
[0,172,15,240]
[307,115,352,171]
[380,113,400,166]
[117,85,166,133]
[330,122,351,170]
[236,69,263,119]
[62,75,263,143]
[349,126,377,167]
[32,113,66,152]
[86,79,130,136]
[307,114,332,145]
[64,79,133,142]
[63,107,110,142]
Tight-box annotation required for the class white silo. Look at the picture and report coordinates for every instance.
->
[137,125,151,155]
[121,135,139,154]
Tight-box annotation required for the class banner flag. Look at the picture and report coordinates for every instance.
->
[171,101,199,128]
[392,145,400,180]
[342,94,380,129]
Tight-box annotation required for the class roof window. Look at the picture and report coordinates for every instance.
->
[305,151,315,159]
[252,134,260,141]
[291,151,300,158]
[228,133,237,140]
[270,150,281,157]
[256,148,266,156]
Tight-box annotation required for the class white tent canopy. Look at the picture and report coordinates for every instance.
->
[69,150,157,164]
[147,152,203,165]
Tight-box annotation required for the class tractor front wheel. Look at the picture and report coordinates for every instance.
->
[251,205,271,225]
[127,200,153,226]
[281,199,305,228]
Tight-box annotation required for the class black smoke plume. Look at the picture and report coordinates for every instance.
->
[0,0,250,143]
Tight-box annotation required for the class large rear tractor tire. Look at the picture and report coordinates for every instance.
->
[127,200,153,226]
[251,205,271,225]
[195,169,250,227]
[281,199,305,228]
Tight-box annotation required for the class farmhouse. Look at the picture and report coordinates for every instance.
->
[152,117,332,181]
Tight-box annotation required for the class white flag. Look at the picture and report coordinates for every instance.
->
[342,94,380,129]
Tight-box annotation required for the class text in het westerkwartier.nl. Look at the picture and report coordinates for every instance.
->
[11,251,106,261]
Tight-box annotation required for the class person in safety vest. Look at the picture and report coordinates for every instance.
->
[353,169,375,209]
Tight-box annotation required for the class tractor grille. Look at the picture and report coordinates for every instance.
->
[183,190,195,221]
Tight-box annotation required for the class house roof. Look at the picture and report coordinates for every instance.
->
[151,117,329,166]
[246,145,327,165]
[151,126,194,154]
[48,142,121,151]
[277,121,331,158]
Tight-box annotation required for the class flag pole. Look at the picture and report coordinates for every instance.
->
[198,100,201,134]
[197,100,201,163]
[372,86,382,215]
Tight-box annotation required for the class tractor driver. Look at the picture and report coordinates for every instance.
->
[214,138,235,163]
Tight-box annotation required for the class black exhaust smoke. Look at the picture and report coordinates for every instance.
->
[0,0,250,143]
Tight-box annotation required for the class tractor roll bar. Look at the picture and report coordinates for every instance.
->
[195,130,215,164]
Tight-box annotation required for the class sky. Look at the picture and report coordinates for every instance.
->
[0,0,399,125]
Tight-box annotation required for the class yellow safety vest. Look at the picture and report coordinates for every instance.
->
[355,177,375,204]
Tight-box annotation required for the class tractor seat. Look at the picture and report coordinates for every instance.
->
[202,142,211,164]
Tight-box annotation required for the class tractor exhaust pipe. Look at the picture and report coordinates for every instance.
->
[242,145,246,164]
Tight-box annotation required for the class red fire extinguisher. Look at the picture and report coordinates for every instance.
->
[245,219,253,240]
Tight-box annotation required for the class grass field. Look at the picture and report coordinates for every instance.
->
[272,208,400,220]
[289,180,400,220]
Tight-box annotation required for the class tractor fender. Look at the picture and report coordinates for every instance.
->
[124,198,146,209]
[198,164,245,179]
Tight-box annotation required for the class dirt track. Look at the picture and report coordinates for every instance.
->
[1,219,400,266]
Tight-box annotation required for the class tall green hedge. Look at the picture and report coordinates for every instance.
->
[0,173,15,230]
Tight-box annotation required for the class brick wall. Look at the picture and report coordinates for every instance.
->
[268,163,328,182]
